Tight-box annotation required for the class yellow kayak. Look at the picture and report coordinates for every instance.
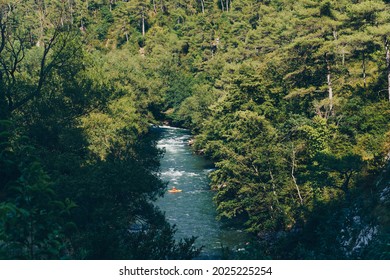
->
[168,189,182,193]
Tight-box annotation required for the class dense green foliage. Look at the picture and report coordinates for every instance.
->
[0,0,200,259]
[1,0,390,259]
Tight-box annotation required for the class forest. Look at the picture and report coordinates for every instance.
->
[0,0,390,259]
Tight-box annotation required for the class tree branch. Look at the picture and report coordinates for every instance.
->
[291,144,304,205]
[12,28,68,111]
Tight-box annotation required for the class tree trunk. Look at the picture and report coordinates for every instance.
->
[0,6,10,118]
[362,51,366,88]
[68,0,74,24]
[160,0,164,12]
[141,12,145,37]
[268,169,280,206]
[326,56,333,113]
[291,146,303,206]
[200,0,204,14]
[332,29,337,40]
[220,0,224,11]
[386,38,390,102]
[341,171,353,201]
[226,0,229,12]
[153,0,157,13]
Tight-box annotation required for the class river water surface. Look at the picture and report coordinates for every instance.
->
[153,126,248,259]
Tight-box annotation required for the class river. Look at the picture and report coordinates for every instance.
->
[153,125,249,259]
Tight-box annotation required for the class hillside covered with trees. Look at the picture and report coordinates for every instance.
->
[1,0,390,259]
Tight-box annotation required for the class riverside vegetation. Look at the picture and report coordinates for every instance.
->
[1,0,390,259]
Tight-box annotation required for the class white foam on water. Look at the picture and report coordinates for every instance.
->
[161,168,186,179]
[186,189,208,195]
[203,168,216,174]
[158,137,185,145]
[160,145,186,154]
[158,125,189,131]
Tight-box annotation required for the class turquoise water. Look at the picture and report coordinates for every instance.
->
[153,126,248,259]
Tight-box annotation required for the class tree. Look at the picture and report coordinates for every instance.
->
[0,124,72,259]
[0,1,80,118]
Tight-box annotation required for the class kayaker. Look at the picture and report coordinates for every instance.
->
[168,186,181,193]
